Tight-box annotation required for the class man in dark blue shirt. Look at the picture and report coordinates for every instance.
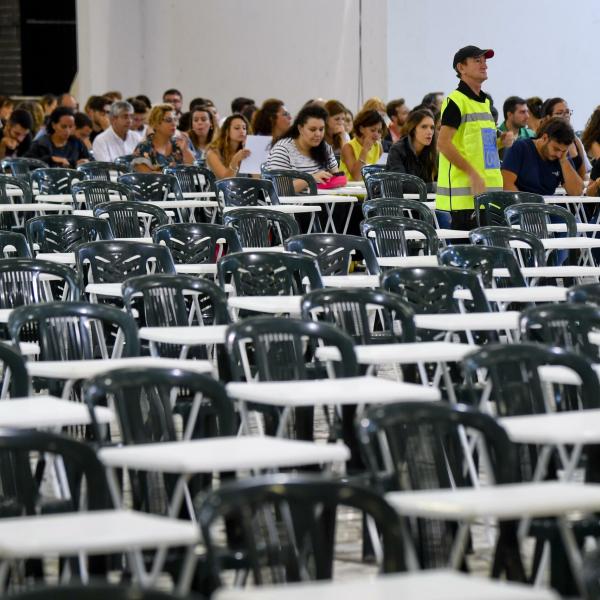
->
[502,117,583,196]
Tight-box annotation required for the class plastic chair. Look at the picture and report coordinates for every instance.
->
[285,233,380,275]
[1,157,46,185]
[567,282,600,306]
[469,226,546,268]
[216,177,280,207]
[361,197,435,227]
[26,215,113,253]
[224,208,299,247]
[71,180,132,211]
[77,240,176,284]
[505,202,577,238]
[262,168,318,196]
[474,191,544,227]
[218,251,322,296]
[164,164,216,193]
[438,244,526,288]
[301,288,416,344]
[360,164,387,184]
[360,216,439,257]
[8,584,197,600]
[198,474,406,593]
[152,222,242,264]
[94,201,169,238]
[114,154,135,172]
[0,230,32,258]
[77,161,128,181]
[118,172,183,202]
[30,168,79,194]
[365,172,427,202]
[0,341,30,397]
[0,174,33,230]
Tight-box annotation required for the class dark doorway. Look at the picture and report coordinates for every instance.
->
[20,0,77,95]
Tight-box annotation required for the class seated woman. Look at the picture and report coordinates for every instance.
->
[205,113,251,179]
[131,104,195,172]
[24,106,89,167]
[339,109,385,181]
[386,108,437,191]
[266,104,338,192]
[324,99,349,163]
[187,105,218,164]
[582,106,600,162]
[251,98,292,143]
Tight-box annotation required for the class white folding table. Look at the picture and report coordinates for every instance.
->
[377,255,438,268]
[320,274,380,288]
[454,286,568,311]
[279,195,358,234]
[138,324,228,358]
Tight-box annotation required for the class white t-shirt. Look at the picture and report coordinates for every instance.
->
[92,126,140,162]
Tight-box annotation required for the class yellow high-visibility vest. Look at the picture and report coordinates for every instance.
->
[436,89,503,211]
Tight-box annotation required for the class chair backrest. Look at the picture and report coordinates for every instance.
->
[218,251,322,296]
[474,191,544,227]
[469,225,546,267]
[0,173,33,204]
[94,201,169,238]
[361,216,439,257]
[438,244,526,288]
[224,208,299,247]
[164,164,216,193]
[357,401,517,568]
[505,202,577,238]
[216,177,280,207]
[31,168,79,194]
[198,474,405,592]
[301,288,416,344]
[285,233,380,275]
[71,180,131,211]
[226,316,357,382]
[262,168,318,196]
[8,301,140,360]
[26,215,114,253]
[0,341,30,397]
[361,164,387,184]
[114,154,135,171]
[567,283,600,306]
[520,303,600,361]
[365,172,427,202]
[76,161,128,181]
[76,240,175,284]
[381,266,490,314]
[118,172,182,202]
[361,197,435,226]
[1,157,46,185]
[0,258,81,307]
[0,230,31,258]
[152,222,242,264]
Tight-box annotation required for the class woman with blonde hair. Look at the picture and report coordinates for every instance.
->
[205,113,251,178]
[131,103,195,172]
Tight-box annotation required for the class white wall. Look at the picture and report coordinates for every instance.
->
[387,0,600,130]
[77,0,387,115]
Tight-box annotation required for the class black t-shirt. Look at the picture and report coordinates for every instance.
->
[0,126,32,157]
[24,134,89,168]
[441,80,493,129]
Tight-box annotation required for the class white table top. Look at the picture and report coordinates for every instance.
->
[377,255,438,268]
[174,263,218,274]
[226,376,440,407]
[316,342,476,365]
[546,223,600,233]
[85,282,125,297]
[0,308,12,323]
[544,195,600,204]
[214,570,558,600]
[144,199,219,209]
[241,246,288,253]
[510,237,600,250]
[227,295,303,315]
[175,191,216,199]
[387,481,600,520]
[138,325,228,345]
[405,229,470,240]
[99,436,350,473]
[414,311,520,331]
[0,509,199,557]
[454,286,568,304]
[317,186,366,196]
[495,266,600,278]
[34,193,76,203]
[222,205,321,214]
[279,195,358,204]
[35,252,76,264]
[0,395,113,428]
[500,409,600,445]
[0,203,72,212]
[538,363,600,386]
[27,356,213,380]
[321,275,380,288]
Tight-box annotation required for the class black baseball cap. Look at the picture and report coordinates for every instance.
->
[453,46,494,70]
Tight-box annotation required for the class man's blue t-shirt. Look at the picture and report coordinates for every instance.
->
[502,138,566,195]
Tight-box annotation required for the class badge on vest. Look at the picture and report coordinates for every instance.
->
[481,128,501,170]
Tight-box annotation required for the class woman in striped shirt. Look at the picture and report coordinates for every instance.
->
[266,104,338,193]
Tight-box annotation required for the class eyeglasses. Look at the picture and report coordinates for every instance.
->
[553,110,573,117]
[162,117,179,124]
[279,110,291,118]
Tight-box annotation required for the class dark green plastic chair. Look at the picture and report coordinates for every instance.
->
[165,164,216,193]
[218,251,322,296]
[93,201,168,238]
[505,202,577,238]
[0,341,30,397]
[361,197,435,227]
[438,244,526,288]
[360,164,387,184]
[286,233,380,275]
[26,215,113,253]
[1,157,46,185]
[114,154,135,172]
[71,180,132,211]
[262,168,318,196]
[118,172,183,203]
[567,282,600,306]
[474,191,544,227]
[76,161,128,181]
[224,207,299,248]
[361,216,439,257]
[216,177,280,207]
[365,172,427,202]
[198,474,406,593]
[0,174,33,230]
[152,222,242,264]
[301,288,416,344]
[469,225,546,268]
[8,584,197,600]
[0,230,32,258]
[31,168,79,194]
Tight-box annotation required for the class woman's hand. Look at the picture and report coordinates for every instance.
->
[312,170,333,183]
[51,156,70,167]
[231,148,251,169]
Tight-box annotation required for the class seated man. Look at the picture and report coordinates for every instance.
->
[92,101,138,162]
[502,117,583,196]
[0,109,33,159]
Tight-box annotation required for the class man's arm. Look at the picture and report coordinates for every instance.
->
[560,156,584,196]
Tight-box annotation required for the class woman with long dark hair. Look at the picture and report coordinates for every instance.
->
[251,98,291,141]
[187,105,218,164]
[205,113,250,179]
[340,109,385,181]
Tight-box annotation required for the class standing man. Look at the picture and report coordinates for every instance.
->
[92,101,139,162]
[436,45,503,229]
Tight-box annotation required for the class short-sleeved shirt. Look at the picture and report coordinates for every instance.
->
[502,138,571,195]
[131,133,184,169]
[266,137,338,173]
[24,134,89,167]
[339,137,382,180]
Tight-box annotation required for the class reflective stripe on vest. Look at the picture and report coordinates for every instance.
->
[436,89,503,212]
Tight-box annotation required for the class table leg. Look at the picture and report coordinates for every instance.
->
[342,202,355,235]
